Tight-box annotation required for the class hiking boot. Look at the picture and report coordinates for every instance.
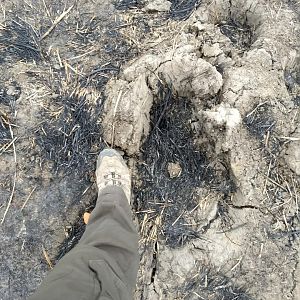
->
[96,148,131,203]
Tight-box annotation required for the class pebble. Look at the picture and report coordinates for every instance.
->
[167,162,182,178]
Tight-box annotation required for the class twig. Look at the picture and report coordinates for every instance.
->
[111,90,123,147]
[64,62,85,77]
[40,5,74,41]
[10,124,16,163]
[67,48,97,61]
[192,291,205,300]
[21,186,37,211]
[1,125,17,225]
[279,136,300,141]
[172,211,185,226]
[56,49,63,68]
[246,101,269,118]
[265,176,286,191]
[263,160,272,195]
[230,255,243,272]
[1,173,16,225]
[42,0,53,22]
[42,245,53,269]
[292,176,299,216]
[0,137,18,155]
[82,184,92,196]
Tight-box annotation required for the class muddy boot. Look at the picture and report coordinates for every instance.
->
[29,149,139,300]
[84,149,132,225]
[96,148,131,203]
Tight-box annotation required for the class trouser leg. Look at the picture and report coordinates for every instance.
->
[29,186,139,300]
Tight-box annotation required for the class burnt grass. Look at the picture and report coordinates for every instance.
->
[293,95,300,106]
[134,82,235,248]
[114,0,202,20]
[182,263,254,300]
[53,82,235,258]
[243,103,300,244]
[243,103,280,155]
[284,69,300,93]
[34,13,138,176]
[36,91,105,178]
[169,0,202,20]
[114,0,145,10]
[219,19,254,50]
[0,82,21,146]
[31,5,142,261]
[0,119,10,146]
[244,104,275,139]
[0,82,21,108]
[0,17,41,63]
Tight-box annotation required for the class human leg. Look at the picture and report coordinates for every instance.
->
[28,150,139,300]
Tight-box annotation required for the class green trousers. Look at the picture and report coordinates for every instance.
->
[29,186,139,300]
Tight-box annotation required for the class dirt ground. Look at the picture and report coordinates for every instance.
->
[0,0,300,299]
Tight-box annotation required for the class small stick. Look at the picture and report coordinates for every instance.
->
[283,213,289,231]
[82,184,92,196]
[279,136,300,141]
[230,255,243,272]
[246,101,268,118]
[265,176,286,191]
[0,4,5,22]
[21,186,37,211]
[171,211,185,226]
[292,176,299,215]
[64,61,85,77]
[265,130,270,148]
[192,291,205,300]
[42,0,53,22]
[111,90,123,147]
[40,5,74,41]
[67,48,97,61]
[263,160,272,195]
[1,125,17,225]
[189,203,200,214]
[0,137,18,155]
[10,124,17,163]
[42,245,53,269]
[56,49,63,68]
[1,173,16,225]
